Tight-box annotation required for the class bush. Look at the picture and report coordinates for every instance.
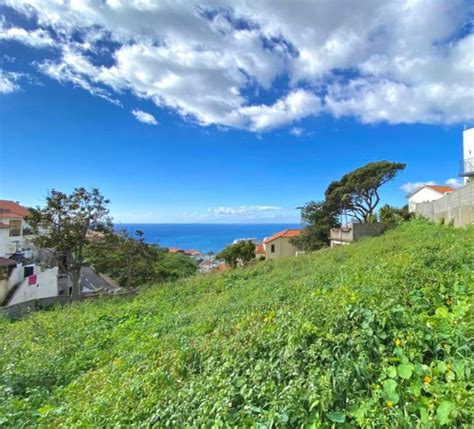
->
[0,220,472,427]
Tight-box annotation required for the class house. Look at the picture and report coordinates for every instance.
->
[255,243,266,259]
[0,200,34,258]
[460,127,474,184]
[408,185,455,213]
[329,223,387,247]
[262,229,303,259]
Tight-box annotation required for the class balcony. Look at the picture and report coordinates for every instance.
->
[460,157,474,177]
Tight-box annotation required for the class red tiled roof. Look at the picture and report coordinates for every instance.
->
[168,247,181,254]
[263,229,302,244]
[0,200,30,219]
[425,185,455,194]
[255,243,265,254]
[0,222,10,229]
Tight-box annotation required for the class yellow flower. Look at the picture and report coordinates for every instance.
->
[423,375,432,384]
[112,358,122,366]
[395,338,401,347]
[386,400,394,408]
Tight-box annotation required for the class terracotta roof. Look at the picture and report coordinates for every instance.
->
[425,185,455,194]
[184,249,200,256]
[255,244,265,254]
[168,247,182,254]
[263,229,302,244]
[0,200,30,219]
[0,222,10,229]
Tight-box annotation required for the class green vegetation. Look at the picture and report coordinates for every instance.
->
[85,229,198,287]
[293,161,406,251]
[1,221,473,427]
[28,187,112,299]
[216,239,256,268]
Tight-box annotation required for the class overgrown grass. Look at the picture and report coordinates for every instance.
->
[1,220,473,427]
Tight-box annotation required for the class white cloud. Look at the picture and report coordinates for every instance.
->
[0,70,20,93]
[132,109,157,125]
[400,181,436,194]
[2,0,473,130]
[0,24,54,47]
[290,127,304,137]
[208,205,281,216]
[445,178,464,188]
[401,177,464,194]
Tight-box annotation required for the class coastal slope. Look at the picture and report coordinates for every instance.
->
[1,220,473,427]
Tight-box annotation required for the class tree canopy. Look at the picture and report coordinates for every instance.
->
[216,240,256,268]
[85,229,198,288]
[325,161,406,223]
[27,188,112,299]
[290,201,339,251]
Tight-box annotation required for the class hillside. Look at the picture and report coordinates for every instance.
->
[1,221,473,427]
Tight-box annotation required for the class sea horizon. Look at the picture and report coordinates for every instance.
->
[114,223,302,253]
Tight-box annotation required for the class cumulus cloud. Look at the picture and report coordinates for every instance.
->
[1,0,473,129]
[208,205,281,216]
[132,109,157,125]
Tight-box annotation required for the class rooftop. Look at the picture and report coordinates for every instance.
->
[0,200,30,219]
[263,229,302,244]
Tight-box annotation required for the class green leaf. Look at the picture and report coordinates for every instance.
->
[397,363,413,380]
[327,411,346,423]
[386,366,397,378]
[436,401,454,425]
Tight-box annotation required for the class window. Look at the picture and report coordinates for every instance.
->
[9,220,21,237]
[271,244,275,253]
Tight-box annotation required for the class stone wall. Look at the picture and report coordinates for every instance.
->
[414,182,474,227]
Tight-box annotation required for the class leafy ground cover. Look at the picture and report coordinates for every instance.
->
[1,220,473,427]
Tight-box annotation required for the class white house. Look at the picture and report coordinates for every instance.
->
[408,185,455,213]
[461,127,474,184]
[0,200,34,258]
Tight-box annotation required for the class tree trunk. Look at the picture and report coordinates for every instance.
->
[70,268,81,301]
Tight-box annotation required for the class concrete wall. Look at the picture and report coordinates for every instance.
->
[408,187,446,212]
[414,182,474,227]
[265,237,300,259]
[330,223,387,247]
[8,267,59,306]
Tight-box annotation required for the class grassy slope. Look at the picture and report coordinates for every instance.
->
[0,221,473,428]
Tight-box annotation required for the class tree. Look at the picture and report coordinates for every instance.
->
[325,161,406,223]
[86,229,198,287]
[290,201,339,251]
[379,204,413,223]
[27,188,112,300]
[216,240,256,268]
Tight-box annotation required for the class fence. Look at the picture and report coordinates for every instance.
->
[414,182,474,227]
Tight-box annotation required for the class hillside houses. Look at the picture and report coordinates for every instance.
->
[0,200,62,308]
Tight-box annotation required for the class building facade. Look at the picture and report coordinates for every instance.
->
[0,200,35,258]
[262,229,303,260]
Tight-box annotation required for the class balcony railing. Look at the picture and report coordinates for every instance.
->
[460,157,474,177]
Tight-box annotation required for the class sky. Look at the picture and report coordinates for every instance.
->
[0,0,473,223]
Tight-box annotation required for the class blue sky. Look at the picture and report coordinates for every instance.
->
[0,1,472,223]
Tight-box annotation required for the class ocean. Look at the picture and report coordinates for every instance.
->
[115,223,301,253]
